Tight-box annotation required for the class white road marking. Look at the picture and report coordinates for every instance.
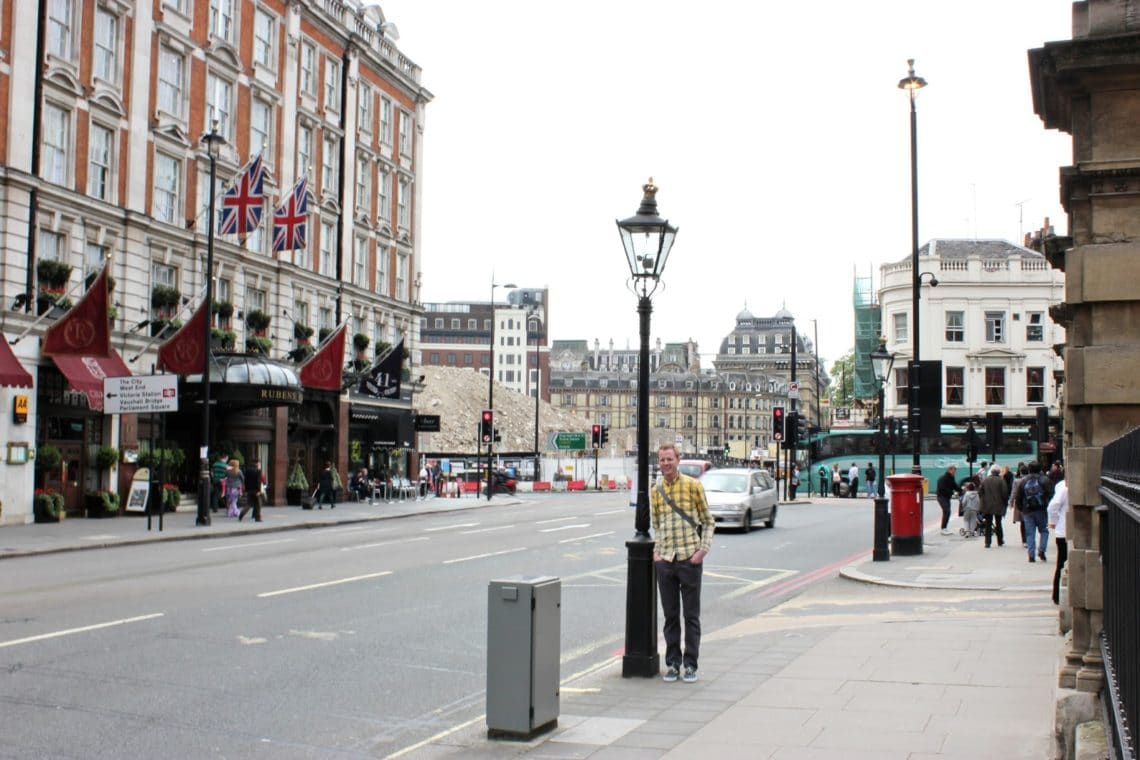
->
[536,516,580,524]
[258,571,393,598]
[423,522,479,532]
[540,523,590,533]
[593,509,626,516]
[460,525,515,534]
[202,538,297,553]
[340,535,428,552]
[443,547,527,565]
[716,568,798,601]
[0,613,165,650]
[559,531,615,544]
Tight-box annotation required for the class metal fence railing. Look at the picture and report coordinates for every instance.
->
[1099,428,1140,760]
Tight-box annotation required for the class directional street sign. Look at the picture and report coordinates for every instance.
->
[548,431,586,450]
[103,375,179,415]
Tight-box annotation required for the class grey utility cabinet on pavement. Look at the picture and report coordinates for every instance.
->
[486,576,560,738]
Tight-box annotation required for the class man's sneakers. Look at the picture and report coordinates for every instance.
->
[664,665,699,683]
[940,529,953,535]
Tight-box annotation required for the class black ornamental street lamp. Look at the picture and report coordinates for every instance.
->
[197,124,226,527]
[870,337,896,561]
[528,313,542,482]
[898,58,927,475]
[617,178,677,678]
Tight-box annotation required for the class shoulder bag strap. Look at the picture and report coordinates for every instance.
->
[657,482,702,537]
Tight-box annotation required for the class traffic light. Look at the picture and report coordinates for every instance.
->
[785,411,798,448]
[591,424,601,449]
[986,411,1003,454]
[772,406,785,442]
[600,425,610,446]
[965,421,979,463]
[493,428,501,443]
[887,417,898,450]
[1035,407,1049,443]
[796,412,808,448]
[480,409,493,444]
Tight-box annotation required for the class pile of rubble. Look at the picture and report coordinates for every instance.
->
[414,366,594,453]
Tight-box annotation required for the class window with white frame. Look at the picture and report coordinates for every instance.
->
[246,224,265,257]
[43,104,70,185]
[892,312,907,343]
[450,318,460,330]
[355,155,370,213]
[324,57,341,113]
[47,0,74,60]
[163,0,188,14]
[398,110,411,155]
[39,230,65,263]
[1026,312,1044,342]
[946,366,964,405]
[985,311,1006,343]
[377,168,390,220]
[206,73,234,141]
[321,135,338,191]
[153,152,181,224]
[157,46,185,118]
[1027,366,1046,404]
[395,252,408,300]
[296,301,309,332]
[297,124,313,177]
[152,263,177,317]
[87,122,114,201]
[375,246,389,296]
[300,42,316,96]
[253,9,275,68]
[352,315,363,338]
[294,233,311,269]
[250,96,273,156]
[358,84,373,134]
[984,367,1005,405]
[319,220,334,276]
[216,278,232,316]
[397,178,410,227]
[380,96,392,144]
[894,365,909,406]
[354,236,367,287]
[945,311,964,342]
[208,0,235,44]
[84,242,107,276]
[92,7,119,83]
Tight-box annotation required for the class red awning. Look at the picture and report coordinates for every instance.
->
[51,350,131,411]
[0,338,33,388]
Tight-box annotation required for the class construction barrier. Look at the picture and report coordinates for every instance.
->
[533,482,552,492]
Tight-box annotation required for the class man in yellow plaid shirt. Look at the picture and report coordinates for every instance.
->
[651,442,714,683]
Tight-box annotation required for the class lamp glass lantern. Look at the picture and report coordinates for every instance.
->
[870,339,896,388]
[617,178,677,284]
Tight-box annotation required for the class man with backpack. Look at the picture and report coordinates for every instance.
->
[1017,461,1055,563]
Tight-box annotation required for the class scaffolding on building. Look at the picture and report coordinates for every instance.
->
[853,273,881,400]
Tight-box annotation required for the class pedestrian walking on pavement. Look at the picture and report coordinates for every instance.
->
[1009,463,1030,547]
[978,465,1009,548]
[818,465,828,498]
[651,442,714,684]
[240,458,265,522]
[316,461,337,509]
[847,462,859,498]
[864,462,876,497]
[223,459,245,518]
[1047,477,1069,604]
[1017,461,1054,563]
[211,452,229,513]
[935,465,963,535]
[831,465,841,497]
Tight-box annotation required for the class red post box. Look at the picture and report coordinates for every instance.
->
[888,474,925,556]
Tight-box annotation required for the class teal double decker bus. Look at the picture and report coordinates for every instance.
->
[804,424,1038,496]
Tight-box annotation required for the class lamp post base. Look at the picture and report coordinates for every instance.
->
[622,535,659,678]
[873,496,890,561]
[196,470,211,527]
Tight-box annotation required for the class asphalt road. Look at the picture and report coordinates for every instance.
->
[0,493,875,758]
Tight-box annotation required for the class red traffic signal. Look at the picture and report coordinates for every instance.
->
[772,406,785,442]
[480,410,494,444]
[591,424,601,448]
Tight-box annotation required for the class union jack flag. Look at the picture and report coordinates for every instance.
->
[218,154,266,236]
[273,178,310,253]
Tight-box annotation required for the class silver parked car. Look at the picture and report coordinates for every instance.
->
[700,468,778,532]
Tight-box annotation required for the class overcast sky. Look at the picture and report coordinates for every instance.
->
[377,0,1074,370]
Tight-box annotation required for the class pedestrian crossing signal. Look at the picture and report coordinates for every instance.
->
[480,410,494,444]
[772,407,785,442]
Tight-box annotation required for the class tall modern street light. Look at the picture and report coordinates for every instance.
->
[899,58,927,475]
[197,123,225,527]
[870,338,896,562]
[528,313,542,482]
[617,178,677,678]
[485,279,516,501]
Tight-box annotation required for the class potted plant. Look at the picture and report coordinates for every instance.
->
[151,284,181,311]
[36,444,62,473]
[94,446,119,471]
[34,488,65,523]
[374,340,392,358]
[210,328,237,350]
[318,327,333,343]
[37,259,73,289]
[213,300,234,321]
[151,317,182,337]
[245,309,272,334]
[286,462,309,506]
[247,336,273,355]
[84,489,120,518]
[294,323,315,343]
[162,483,180,512]
[289,344,314,363]
[353,332,370,355]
